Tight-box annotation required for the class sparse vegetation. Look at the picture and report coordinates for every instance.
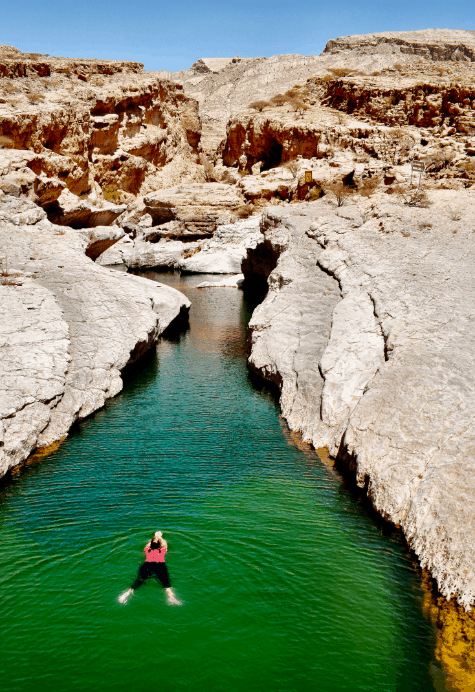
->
[323,180,355,207]
[27,92,45,103]
[392,184,431,208]
[199,153,215,181]
[288,98,309,116]
[103,184,122,203]
[326,68,357,78]
[284,160,299,176]
[358,175,382,197]
[448,208,462,221]
[248,100,271,112]
[270,94,288,107]
[308,187,324,201]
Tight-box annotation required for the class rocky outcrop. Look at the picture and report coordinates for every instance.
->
[97,215,261,273]
[324,29,475,63]
[46,188,126,228]
[243,192,475,608]
[161,29,475,155]
[0,51,203,218]
[143,183,245,235]
[0,192,190,478]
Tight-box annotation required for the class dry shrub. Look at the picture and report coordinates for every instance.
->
[425,149,455,170]
[419,220,433,229]
[393,184,431,207]
[336,112,347,125]
[103,184,121,203]
[199,153,215,181]
[288,98,309,116]
[236,203,254,218]
[27,92,44,103]
[462,160,475,173]
[270,94,289,107]
[309,187,324,201]
[358,175,382,197]
[1,81,19,93]
[371,70,382,76]
[248,100,271,112]
[323,181,355,207]
[394,62,403,71]
[448,208,462,221]
[284,160,299,176]
[326,67,357,77]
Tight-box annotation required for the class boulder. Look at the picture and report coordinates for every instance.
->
[83,225,125,261]
[143,183,245,236]
[46,188,127,228]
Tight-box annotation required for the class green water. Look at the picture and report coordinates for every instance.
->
[0,272,441,692]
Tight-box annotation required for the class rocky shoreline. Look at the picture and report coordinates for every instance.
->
[0,192,189,477]
[242,195,475,608]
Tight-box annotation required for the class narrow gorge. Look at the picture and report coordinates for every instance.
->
[1,29,475,691]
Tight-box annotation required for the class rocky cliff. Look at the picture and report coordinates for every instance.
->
[0,191,189,478]
[243,192,475,609]
[0,49,203,211]
[162,29,475,154]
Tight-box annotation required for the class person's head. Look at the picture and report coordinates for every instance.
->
[150,531,163,550]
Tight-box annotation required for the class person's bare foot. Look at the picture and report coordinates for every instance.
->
[166,588,182,605]
[119,589,133,604]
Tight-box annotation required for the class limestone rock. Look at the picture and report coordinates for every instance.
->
[244,193,475,608]
[180,216,261,273]
[83,225,125,260]
[46,188,126,228]
[97,215,261,273]
[196,273,244,288]
[143,183,245,236]
[0,193,190,477]
[0,52,203,204]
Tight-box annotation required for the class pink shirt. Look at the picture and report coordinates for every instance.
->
[144,546,167,563]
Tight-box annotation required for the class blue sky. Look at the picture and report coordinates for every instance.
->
[1,0,474,71]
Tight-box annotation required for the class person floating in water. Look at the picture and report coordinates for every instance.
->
[119,531,181,605]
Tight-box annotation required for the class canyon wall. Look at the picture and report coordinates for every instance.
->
[243,194,475,609]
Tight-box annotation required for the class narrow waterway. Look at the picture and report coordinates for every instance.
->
[0,272,442,691]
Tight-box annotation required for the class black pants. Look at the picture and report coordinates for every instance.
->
[131,562,171,590]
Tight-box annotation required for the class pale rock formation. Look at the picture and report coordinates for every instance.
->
[47,188,126,228]
[196,274,244,288]
[97,215,262,273]
[83,225,125,260]
[244,193,475,608]
[180,216,261,273]
[0,192,189,477]
[143,183,245,236]
[0,51,203,214]
[161,29,475,154]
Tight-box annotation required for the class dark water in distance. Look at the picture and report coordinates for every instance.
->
[0,272,442,692]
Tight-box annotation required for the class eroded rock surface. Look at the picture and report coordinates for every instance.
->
[97,215,261,273]
[244,193,475,608]
[143,183,244,236]
[0,192,189,477]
